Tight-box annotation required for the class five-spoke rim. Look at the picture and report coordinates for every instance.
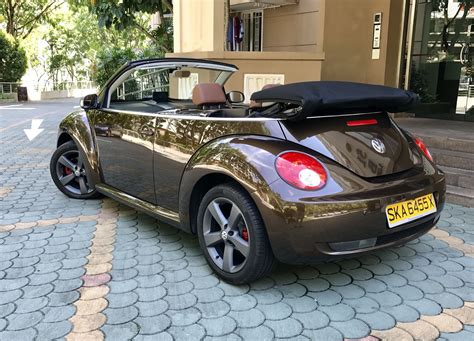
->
[203,198,250,273]
[56,150,93,195]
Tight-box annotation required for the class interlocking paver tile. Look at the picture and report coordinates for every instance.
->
[194,302,230,321]
[43,305,76,323]
[0,289,22,305]
[330,319,371,339]
[1,101,474,340]
[6,311,43,330]
[264,317,303,338]
[36,320,72,339]
[104,306,139,325]
[166,307,201,326]
[135,315,172,335]
[168,324,206,340]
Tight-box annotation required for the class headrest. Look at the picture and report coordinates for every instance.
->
[192,83,227,106]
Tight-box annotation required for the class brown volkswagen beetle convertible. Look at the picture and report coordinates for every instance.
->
[50,58,446,283]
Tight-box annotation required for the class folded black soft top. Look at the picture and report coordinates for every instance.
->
[250,81,419,120]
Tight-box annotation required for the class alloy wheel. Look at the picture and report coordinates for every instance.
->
[55,149,93,195]
[202,197,250,273]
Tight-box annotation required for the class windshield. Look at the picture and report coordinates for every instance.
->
[109,65,233,104]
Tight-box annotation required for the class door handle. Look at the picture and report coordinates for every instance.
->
[139,125,154,137]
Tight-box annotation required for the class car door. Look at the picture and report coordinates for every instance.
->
[91,68,158,204]
[93,110,156,204]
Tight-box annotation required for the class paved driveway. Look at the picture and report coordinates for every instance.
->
[1,99,473,340]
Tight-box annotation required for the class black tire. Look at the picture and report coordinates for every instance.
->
[50,141,100,199]
[197,183,276,284]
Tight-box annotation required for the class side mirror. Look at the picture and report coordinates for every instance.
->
[80,94,98,110]
[227,91,245,104]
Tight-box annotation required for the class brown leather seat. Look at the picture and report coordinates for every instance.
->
[192,83,227,108]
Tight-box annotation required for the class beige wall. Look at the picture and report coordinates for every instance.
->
[168,51,324,93]
[321,0,405,87]
[384,0,406,87]
[262,0,325,53]
[170,0,406,89]
[173,0,225,53]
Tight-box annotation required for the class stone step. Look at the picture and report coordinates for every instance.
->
[446,185,474,207]
[439,166,474,189]
[418,134,474,153]
[430,148,474,171]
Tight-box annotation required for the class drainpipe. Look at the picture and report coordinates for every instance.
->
[404,0,417,90]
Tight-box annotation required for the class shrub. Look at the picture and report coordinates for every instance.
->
[0,30,28,82]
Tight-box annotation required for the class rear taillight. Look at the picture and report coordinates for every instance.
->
[414,136,433,162]
[275,152,327,190]
[346,118,378,127]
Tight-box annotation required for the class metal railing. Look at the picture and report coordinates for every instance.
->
[38,81,96,92]
[0,82,21,94]
[457,84,474,98]
[117,70,169,100]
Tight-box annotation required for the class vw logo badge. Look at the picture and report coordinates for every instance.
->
[221,231,228,240]
[371,138,386,154]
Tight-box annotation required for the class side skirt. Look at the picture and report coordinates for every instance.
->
[95,183,181,228]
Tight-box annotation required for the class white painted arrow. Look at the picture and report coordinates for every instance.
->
[24,119,44,141]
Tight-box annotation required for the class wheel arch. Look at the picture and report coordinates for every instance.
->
[178,135,285,234]
[57,132,73,147]
[57,110,101,187]
[187,173,249,235]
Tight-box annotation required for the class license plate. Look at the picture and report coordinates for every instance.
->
[385,193,437,228]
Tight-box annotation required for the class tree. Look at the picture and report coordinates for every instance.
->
[92,47,136,88]
[0,0,64,39]
[429,0,474,57]
[72,0,173,53]
[0,30,27,82]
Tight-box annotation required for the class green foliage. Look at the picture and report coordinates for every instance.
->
[139,18,173,58]
[0,30,27,82]
[0,0,63,39]
[70,0,173,53]
[93,47,136,88]
[83,0,172,31]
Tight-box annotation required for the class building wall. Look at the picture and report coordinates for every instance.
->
[220,56,323,93]
[321,0,405,87]
[262,0,325,53]
[170,0,406,91]
[170,0,325,94]
[167,51,323,94]
[173,0,225,53]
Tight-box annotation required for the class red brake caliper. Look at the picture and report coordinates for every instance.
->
[64,166,72,175]
[241,227,249,241]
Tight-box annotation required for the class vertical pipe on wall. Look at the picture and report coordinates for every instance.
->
[395,0,409,88]
[404,0,417,90]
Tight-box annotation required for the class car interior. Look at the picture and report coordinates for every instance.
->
[106,65,279,118]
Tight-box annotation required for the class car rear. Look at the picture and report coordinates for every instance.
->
[252,111,445,264]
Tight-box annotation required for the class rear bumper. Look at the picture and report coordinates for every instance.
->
[252,166,446,264]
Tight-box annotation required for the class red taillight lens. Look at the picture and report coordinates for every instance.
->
[414,136,433,162]
[346,118,378,127]
[275,152,327,190]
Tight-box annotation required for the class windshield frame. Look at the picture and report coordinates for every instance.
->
[98,59,238,109]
